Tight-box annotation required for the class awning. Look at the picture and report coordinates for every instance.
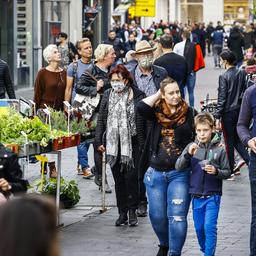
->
[112,3,132,16]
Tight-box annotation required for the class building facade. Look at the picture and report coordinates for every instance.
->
[0,0,82,89]
[141,0,253,29]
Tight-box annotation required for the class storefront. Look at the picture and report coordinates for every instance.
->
[168,0,252,26]
[0,0,81,89]
[224,0,251,25]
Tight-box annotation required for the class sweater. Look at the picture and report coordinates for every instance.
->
[33,68,66,110]
[237,84,256,145]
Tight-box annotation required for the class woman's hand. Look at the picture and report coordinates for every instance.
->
[98,145,106,153]
[96,79,104,92]
[188,143,199,156]
[0,178,11,191]
[204,165,217,175]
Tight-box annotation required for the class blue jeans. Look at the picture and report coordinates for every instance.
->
[184,71,196,107]
[144,167,190,256]
[77,142,90,169]
[192,195,221,256]
[249,152,256,255]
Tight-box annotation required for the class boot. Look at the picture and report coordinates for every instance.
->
[115,211,128,226]
[40,162,48,175]
[128,209,138,226]
[137,201,147,217]
[156,245,169,256]
[48,161,58,178]
[82,167,94,179]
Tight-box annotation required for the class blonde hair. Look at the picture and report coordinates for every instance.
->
[94,44,114,62]
[43,44,58,63]
[194,112,215,129]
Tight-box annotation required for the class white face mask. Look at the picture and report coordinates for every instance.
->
[110,81,126,92]
[138,56,153,69]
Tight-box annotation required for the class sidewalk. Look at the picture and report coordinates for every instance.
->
[60,169,251,256]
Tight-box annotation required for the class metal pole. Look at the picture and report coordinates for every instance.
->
[32,0,42,85]
[56,150,62,225]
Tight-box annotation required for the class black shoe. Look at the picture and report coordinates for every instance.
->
[128,209,138,226]
[94,174,102,187]
[156,245,169,256]
[137,202,147,217]
[115,211,128,226]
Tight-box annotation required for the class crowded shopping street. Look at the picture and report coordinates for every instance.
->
[1,1,256,256]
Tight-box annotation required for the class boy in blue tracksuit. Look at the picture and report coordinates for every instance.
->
[175,112,231,256]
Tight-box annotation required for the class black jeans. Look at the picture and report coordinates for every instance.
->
[93,142,102,177]
[222,110,250,172]
[249,152,256,256]
[111,138,139,212]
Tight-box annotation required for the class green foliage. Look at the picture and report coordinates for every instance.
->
[34,177,80,206]
[0,108,51,146]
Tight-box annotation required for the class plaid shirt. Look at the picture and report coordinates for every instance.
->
[134,66,157,96]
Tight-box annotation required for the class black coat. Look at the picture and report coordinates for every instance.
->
[227,32,245,62]
[94,86,146,151]
[76,64,111,97]
[215,67,247,119]
[0,59,16,99]
[0,144,28,195]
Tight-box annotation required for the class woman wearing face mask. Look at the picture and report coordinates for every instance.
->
[137,77,196,256]
[214,50,249,177]
[95,64,146,226]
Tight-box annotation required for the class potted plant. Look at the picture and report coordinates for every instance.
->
[34,177,80,209]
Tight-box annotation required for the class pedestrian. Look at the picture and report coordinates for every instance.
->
[227,26,245,67]
[212,25,224,68]
[34,44,66,178]
[65,38,94,178]
[103,30,124,65]
[95,64,145,226]
[124,50,137,72]
[176,112,231,256]
[237,83,256,256]
[0,143,28,203]
[137,77,195,256]
[0,58,16,99]
[56,32,78,69]
[0,195,59,256]
[173,30,197,107]
[131,40,168,218]
[76,44,116,193]
[124,33,137,54]
[206,22,214,55]
[215,50,249,177]
[154,34,188,98]
[34,44,66,111]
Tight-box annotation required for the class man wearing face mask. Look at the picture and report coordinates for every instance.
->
[130,40,168,217]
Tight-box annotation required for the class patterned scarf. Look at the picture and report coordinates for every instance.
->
[106,87,133,168]
[155,99,189,139]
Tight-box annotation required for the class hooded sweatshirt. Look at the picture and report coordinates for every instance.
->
[175,134,231,196]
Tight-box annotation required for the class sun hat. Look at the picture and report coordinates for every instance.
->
[132,40,156,56]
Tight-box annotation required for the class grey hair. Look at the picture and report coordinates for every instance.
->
[94,44,114,62]
[43,44,58,63]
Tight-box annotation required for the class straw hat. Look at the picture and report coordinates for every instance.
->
[132,40,156,56]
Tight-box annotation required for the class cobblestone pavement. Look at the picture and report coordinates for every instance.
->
[18,56,252,255]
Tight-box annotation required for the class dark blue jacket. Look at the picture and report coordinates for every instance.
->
[175,135,231,196]
[212,31,224,45]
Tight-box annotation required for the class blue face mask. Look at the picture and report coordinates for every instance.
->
[110,81,126,92]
